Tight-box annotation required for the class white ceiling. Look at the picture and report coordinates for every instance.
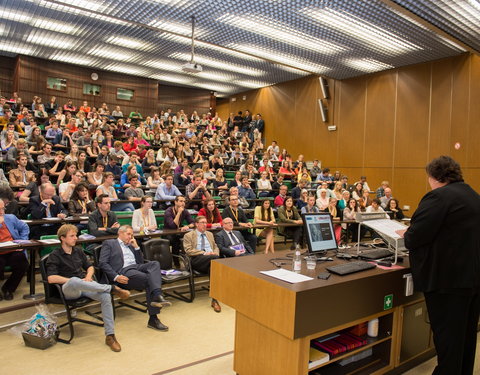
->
[0,0,478,96]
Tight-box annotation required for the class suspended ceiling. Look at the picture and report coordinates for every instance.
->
[0,0,478,96]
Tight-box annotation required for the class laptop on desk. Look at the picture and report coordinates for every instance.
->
[302,213,339,258]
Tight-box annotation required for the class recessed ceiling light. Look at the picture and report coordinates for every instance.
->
[149,20,206,37]
[50,53,94,65]
[106,36,149,50]
[344,58,394,73]
[195,71,236,82]
[32,19,81,34]
[88,46,134,61]
[217,13,345,54]
[196,82,234,93]
[28,0,128,25]
[53,0,107,12]
[150,74,193,84]
[303,7,421,55]
[141,60,183,72]
[0,9,32,23]
[234,80,273,89]
[104,64,146,76]
[169,53,264,76]
[0,42,33,55]
[228,43,330,74]
[158,33,262,61]
[26,31,75,49]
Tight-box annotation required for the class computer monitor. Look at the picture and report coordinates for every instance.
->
[302,213,338,255]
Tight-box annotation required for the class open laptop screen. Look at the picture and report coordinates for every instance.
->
[302,213,338,254]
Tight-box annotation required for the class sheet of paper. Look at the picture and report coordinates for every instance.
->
[0,241,17,247]
[38,239,61,244]
[363,219,408,239]
[260,269,314,283]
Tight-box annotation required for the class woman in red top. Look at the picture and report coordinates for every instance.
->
[123,136,137,153]
[278,160,294,177]
[198,198,223,229]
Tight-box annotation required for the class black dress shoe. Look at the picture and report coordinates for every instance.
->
[151,295,172,308]
[147,316,169,331]
[3,290,13,301]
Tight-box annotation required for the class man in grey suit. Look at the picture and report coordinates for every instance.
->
[214,218,252,257]
[99,225,171,331]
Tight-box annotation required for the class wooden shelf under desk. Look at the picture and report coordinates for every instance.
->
[210,251,429,375]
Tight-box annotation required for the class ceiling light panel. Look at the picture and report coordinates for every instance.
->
[88,46,136,62]
[106,36,151,50]
[32,18,82,35]
[25,30,77,49]
[157,33,263,62]
[228,43,330,75]
[150,74,194,85]
[0,0,474,94]
[216,13,345,55]
[303,7,421,55]
[344,58,394,73]
[50,53,94,66]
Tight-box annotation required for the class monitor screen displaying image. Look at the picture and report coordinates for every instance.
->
[303,213,338,254]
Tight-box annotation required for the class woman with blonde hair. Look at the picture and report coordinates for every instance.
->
[254,199,277,254]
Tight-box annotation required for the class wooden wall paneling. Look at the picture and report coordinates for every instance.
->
[158,85,211,115]
[0,56,15,98]
[264,81,297,153]
[429,58,454,159]
[394,64,431,168]
[391,168,429,212]
[465,55,480,170]
[364,72,397,168]
[463,169,480,192]
[335,78,366,169]
[448,54,471,165]
[294,76,319,161]
[16,56,159,116]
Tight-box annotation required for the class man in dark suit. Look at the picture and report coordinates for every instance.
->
[221,195,256,253]
[28,183,68,239]
[398,156,480,375]
[214,217,251,257]
[99,225,172,331]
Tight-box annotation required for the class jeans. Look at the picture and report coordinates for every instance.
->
[62,277,114,336]
[111,202,135,212]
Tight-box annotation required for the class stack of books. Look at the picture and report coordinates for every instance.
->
[311,331,367,357]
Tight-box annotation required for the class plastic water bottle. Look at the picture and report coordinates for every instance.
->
[293,249,302,272]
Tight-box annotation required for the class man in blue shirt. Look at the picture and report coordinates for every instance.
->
[155,174,182,210]
[238,176,256,209]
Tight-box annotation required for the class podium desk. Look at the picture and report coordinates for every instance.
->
[210,251,432,375]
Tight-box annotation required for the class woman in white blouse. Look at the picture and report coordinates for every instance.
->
[257,171,272,197]
[132,196,157,233]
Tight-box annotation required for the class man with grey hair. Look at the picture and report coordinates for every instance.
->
[28,182,67,239]
[99,225,171,331]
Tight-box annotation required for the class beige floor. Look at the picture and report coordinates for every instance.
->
[1,294,480,375]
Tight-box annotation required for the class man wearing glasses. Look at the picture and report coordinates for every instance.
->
[183,216,221,312]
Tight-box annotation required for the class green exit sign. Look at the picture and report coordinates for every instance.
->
[384,294,393,310]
